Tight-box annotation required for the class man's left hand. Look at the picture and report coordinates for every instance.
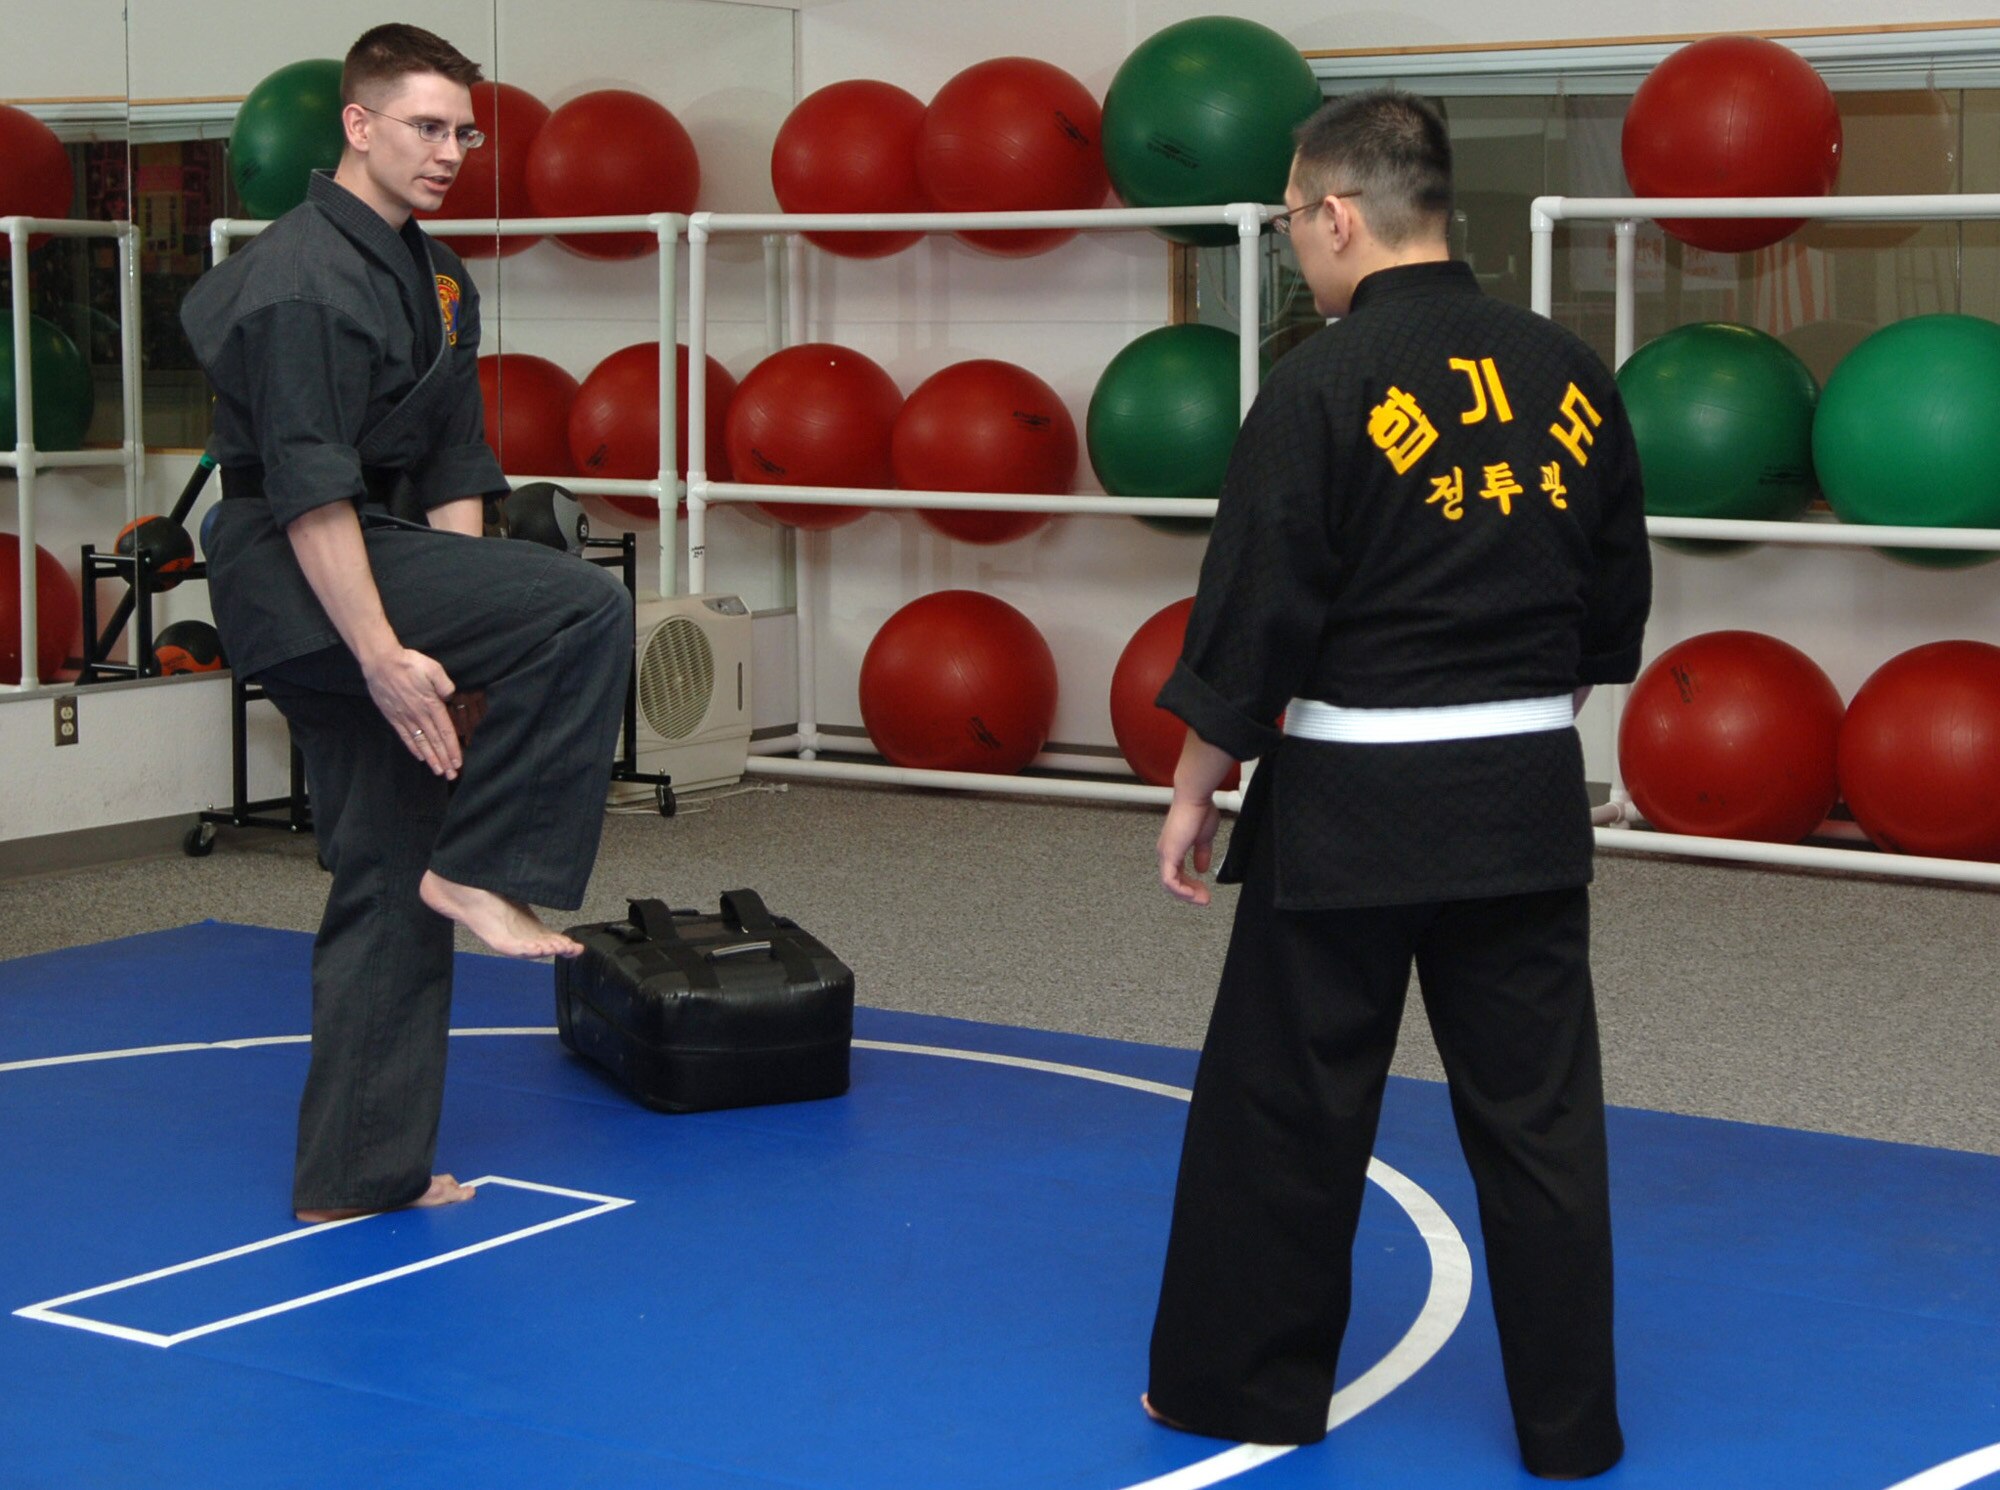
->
[447,689,487,746]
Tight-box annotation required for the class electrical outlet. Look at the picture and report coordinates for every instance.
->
[53,694,79,747]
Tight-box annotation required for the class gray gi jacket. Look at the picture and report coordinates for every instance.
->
[180,171,508,678]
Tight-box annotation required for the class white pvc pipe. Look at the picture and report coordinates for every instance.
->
[1530,208,1555,319]
[10,220,36,691]
[795,528,818,760]
[685,218,710,597]
[1534,192,2000,224]
[0,449,128,472]
[700,204,1274,236]
[1646,514,2000,551]
[655,219,679,601]
[786,235,807,347]
[1612,220,1637,370]
[1596,824,2000,888]
[118,225,143,524]
[1234,204,1261,415]
[762,235,785,354]
[746,753,1248,814]
[700,483,1220,518]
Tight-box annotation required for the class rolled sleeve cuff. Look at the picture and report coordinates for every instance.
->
[413,441,509,510]
[1578,641,1642,686]
[265,444,367,527]
[1156,660,1282,763]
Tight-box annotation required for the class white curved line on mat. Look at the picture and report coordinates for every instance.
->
[1883,1443,2000,1490]
[852,1039,1475,1490]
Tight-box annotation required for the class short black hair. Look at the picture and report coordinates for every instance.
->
[1292,89,1453,249]
[341,23,483,107]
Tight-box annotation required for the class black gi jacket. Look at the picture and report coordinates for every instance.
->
[180,171,508,679]
[1161,260,1652,910]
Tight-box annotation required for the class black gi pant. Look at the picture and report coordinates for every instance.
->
[258,519,632,1213]
[1148,824,1622,1478]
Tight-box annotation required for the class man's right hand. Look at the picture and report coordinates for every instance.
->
[362,646,463,778]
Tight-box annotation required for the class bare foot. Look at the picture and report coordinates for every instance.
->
[420,871,583,959]
[296,1172,477,1224]
[1141,1394,1190,1432]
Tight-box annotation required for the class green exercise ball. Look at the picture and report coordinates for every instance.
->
[231,58,346,221]
[1088,323,1243,535]
[1617,322,1817,557]
[1814,314,2000,569]
[1102,16,1323,247]
[0,315,94,451]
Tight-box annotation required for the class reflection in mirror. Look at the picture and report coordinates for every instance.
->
[0,0,127,686]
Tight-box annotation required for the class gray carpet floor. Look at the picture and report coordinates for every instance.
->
[2,778,1994,1156]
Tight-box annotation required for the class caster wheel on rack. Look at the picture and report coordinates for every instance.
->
[182,823,217,858]
[655,783,677,818]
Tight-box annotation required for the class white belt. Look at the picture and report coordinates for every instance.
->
[1283,694,1573,744]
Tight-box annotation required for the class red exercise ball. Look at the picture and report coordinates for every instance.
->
[568,342,736,529]
[772,80,929,259]
[480,353,579,478]
[0,104,74,243]
[0,535,81,685]
[1109,597,1239,790]
[915,57,1107,257]
[525,89,699,259]
[859,589,1058,773]
[422,82,551,258]
[1837,641,2000,862]
[1622,36,1841,253]
[725,343,901,530]
[1618,630,1843,843]
[893,359,1073,545]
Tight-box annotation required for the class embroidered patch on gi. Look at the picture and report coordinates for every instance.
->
[436,274,462,346]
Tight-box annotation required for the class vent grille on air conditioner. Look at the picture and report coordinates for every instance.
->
[637,614,716,740]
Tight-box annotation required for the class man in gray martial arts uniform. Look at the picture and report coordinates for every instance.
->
[182,24,632,1222]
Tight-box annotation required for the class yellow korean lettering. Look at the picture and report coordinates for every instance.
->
[1549,383,1603,465]
[1479,461,1523,517]
[1541,461,1569,511]
[1369,387,1440,474]
[1426,465,1465,521]
[1449,356,1514,425]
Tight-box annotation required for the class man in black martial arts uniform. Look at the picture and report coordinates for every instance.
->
[1143,90,1652,1480]
[182,24,632,1222]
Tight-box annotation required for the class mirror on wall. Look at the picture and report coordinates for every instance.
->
[0,0,128,689]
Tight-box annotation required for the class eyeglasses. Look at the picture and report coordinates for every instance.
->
[361,106,486,150]
[1269,191,1362,235]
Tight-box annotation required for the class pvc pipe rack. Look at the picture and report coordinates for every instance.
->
[3,216,145,692]
[676,202,1274,815]
[1532,191,2000,887]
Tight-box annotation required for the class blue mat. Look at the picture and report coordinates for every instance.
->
[1,922,1994,1489]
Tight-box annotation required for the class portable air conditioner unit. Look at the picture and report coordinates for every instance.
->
[614,593,753,803]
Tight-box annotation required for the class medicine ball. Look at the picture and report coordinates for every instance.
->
[115,516,195,592]
[503,482,589,554]
[153,619,226,675]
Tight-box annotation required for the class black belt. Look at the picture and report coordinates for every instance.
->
[221,464,406,507]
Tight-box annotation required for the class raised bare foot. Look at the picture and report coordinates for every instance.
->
[296,1172,477,1224]
[420,870,583,959]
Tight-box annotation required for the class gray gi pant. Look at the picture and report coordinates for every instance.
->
[1148,822,1622,1478]
[258,517,632,1213]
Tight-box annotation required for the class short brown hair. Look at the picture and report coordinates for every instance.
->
[1293,90,1453,250]
[341,23,483,106]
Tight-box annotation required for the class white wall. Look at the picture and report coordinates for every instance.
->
[0,0,126,101]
